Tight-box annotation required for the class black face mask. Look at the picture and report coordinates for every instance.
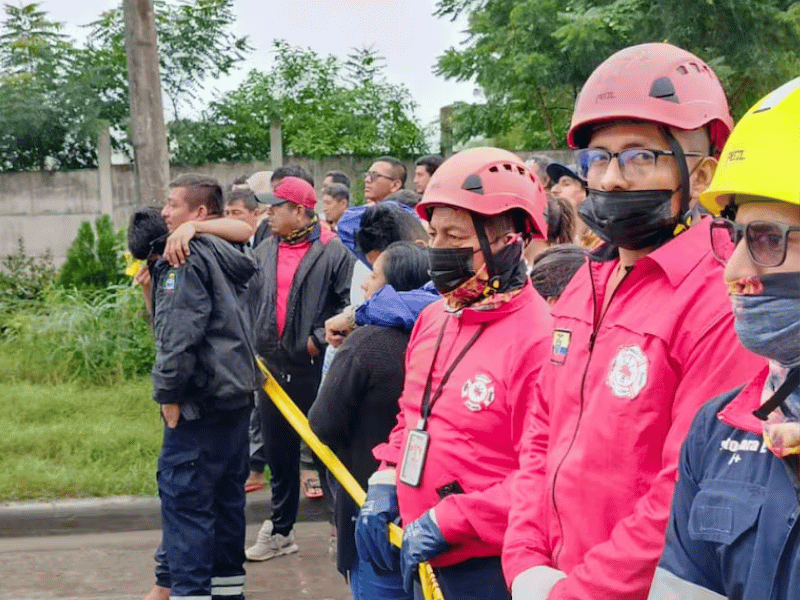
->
[578,189,678,251]
[428,247,475,294]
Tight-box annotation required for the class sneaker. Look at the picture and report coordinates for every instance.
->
[245,520,298,561]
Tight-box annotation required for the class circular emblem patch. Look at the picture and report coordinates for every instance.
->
[461,374,495,412]
[606,345,648,399]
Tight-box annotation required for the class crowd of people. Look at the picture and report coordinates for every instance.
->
[126,41,799,600]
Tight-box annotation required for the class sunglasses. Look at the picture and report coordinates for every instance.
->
[710,217,800,267]
[364,170,396,183]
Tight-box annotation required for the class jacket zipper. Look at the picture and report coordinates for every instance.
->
[551,262,633,565]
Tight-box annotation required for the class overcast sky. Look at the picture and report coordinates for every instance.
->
[41,0,479,128]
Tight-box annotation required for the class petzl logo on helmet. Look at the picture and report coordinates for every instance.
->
[607,345,648,399]
[726,149,746,163]
[461,374,495,412]
[595,91,615,102]
[551,329,571,365]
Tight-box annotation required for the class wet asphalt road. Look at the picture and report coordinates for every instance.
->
[0,522,351,600]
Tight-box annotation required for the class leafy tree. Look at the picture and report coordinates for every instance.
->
[435,0,800,149]
[0,2,95,170]
[83,0,250,126]
[0,0,249,171]
[170,40,427,164]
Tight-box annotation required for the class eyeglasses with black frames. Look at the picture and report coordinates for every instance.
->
[710,217,800,267]
[575,148,704,182]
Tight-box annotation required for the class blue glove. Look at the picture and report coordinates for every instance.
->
[355,474,399,571]
[400,509,450,593]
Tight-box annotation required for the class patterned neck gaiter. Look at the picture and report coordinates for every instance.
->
[280,215,317,245]
[761,362,800,458]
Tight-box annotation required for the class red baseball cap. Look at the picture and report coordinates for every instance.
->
[255,176,316,209]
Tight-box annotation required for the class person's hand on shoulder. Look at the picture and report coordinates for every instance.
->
[164,222,197,267]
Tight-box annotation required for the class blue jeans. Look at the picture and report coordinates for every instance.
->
[349,555,412,600]
[413,556,511,600]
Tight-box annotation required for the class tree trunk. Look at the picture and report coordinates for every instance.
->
[123,0,169,207]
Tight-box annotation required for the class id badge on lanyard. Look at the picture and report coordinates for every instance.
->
[399,419,430,487]
[397,321,486,488]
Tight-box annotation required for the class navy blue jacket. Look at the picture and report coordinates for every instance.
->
[151,235,258,415]
[649,366,800,600]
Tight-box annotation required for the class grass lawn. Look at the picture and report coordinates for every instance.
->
[0,376,163,501]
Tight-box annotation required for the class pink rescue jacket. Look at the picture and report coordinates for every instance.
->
[502,219,764,599]
[373,281,552,568]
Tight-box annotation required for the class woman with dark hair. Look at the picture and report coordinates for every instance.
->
[309,241,438,600]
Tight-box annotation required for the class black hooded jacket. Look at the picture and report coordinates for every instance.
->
[252,223,354,370]
[151,234,258,414]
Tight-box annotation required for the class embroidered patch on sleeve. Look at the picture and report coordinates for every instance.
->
[162,271,177,293]
[551,329,572,365]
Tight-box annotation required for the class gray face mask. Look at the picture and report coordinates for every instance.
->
[578,188,678,250]
[732,272,800,369]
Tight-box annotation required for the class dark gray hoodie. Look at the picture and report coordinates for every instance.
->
[151,234,258,415]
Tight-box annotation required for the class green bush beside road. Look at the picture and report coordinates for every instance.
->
[0,285,155,386]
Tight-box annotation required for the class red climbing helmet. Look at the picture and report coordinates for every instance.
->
[567,43,733,154]
[417,147,548,240]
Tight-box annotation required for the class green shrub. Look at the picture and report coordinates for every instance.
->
[0,239,57,302]
[0,284,155,386]
[58,215,126,289]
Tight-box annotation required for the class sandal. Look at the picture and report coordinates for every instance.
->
[245,471,265,493]
[301,470,324,499]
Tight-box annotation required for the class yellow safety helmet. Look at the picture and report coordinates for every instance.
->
[700,77,800,214]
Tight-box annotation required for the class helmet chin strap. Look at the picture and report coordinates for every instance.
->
[469,213,502,294]
[660,126,692,225]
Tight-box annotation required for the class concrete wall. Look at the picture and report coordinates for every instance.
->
[0,151,574,265]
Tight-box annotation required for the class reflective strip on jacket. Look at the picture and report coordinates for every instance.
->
[649,365,800,600]
[503,218,764,599]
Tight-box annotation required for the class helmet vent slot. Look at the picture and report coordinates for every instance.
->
[650,77,679,103]
[462,173,484,194]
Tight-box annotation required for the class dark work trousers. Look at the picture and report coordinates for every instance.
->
[248,392,267,473]
[157,404,250,600]
[260,359,330,536]
[413,556,511,600]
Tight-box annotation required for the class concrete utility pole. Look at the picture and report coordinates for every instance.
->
[123,0,169,207]
[96,121,113,218]
[439,104,454,158]
[270,118,283,169]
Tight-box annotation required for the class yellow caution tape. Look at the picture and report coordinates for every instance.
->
[255,357,445,600]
